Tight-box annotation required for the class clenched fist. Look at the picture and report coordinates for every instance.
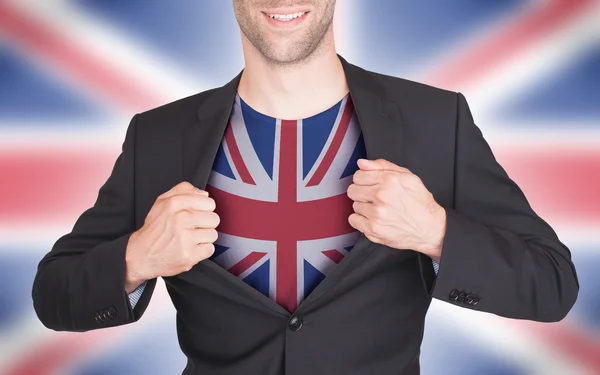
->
[124,181,220,293]
[347,158,446,261]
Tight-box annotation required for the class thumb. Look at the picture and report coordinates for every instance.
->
[357,158,382,170]
[358,158,405,172]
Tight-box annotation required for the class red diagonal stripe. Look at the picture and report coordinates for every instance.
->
[0,2,166,112]
[4,332,108,375]
[1,0,598,373]
[426,0,595,89]
[322,249,345,264]
[224,121,256,185]
[228,251,267,277]
[4,283,172,375]
[514,319,600,373]
[307,96,355,186]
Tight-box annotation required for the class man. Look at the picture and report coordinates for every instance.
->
[32,1,579,374]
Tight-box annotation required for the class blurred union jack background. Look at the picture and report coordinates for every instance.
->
[0,0,599,374]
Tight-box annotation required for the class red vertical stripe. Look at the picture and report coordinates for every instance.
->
[276,120,299,313]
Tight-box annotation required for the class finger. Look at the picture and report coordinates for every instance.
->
[358,158,411,173]
[347,183,376,203]
[166,193,217,213]
[348,212,368,232]
[352,169,381,186]
[177,210,220,229]
[160,181,209,200]
[190,227,219,243]
[352,201,374,219]
[193,243,216,262]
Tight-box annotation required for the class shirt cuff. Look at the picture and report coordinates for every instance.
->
[128,280,147,309]
[431,259,439,275]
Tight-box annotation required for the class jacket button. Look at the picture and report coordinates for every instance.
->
[288,316,303,332]
[449,289,460,301]
[466,294,480,305]
[107,307,117,319]
[465,294,474,305]
[96,311,105,322]
[457,291,467,303]
[102,311,109,321]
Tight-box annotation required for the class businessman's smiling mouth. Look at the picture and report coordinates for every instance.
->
[261,10,310,30]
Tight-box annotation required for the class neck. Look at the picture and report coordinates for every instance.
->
[237,35,349,120]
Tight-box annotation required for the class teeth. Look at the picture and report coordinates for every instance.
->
[267,11,306,21]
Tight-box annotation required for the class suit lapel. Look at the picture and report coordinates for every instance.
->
[182,53,405,316]
[182,69,243,190]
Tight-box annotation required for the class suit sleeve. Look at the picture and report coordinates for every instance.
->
[418,92,579,322]
[31,114,157,332]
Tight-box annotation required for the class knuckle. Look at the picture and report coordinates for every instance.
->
[173,209,188,226]
[373,187,387,202]
[364,221,374,235]
[404,173,420,186]
[178,229,191,246]
[187,248,200,265]
[382,173,396,186]
[374,205,386,218]
[197,228,217,243]
[367,222,380,237]
[179,246,191,262]
[179,181,194,190]
[187,251,198,265]
[411,173,423,185]
[168,195,185,211]
[176,229,190,245]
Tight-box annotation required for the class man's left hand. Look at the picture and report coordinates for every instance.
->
[347,158,446,262]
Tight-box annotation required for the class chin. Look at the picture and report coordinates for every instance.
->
[267,40,314,61]
[265,50,307,64]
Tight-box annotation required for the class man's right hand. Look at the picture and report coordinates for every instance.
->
[124,181,220,293]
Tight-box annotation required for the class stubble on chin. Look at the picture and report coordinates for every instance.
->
[233,1,336,67]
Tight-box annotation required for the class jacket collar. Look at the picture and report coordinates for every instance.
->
[185,53,404,191]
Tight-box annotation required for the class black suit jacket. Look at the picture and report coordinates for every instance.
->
[32,54,579,375]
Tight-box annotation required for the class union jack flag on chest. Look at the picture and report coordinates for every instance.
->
[204,92,367,313]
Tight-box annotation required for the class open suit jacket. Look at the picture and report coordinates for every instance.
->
[32,54,579,375]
